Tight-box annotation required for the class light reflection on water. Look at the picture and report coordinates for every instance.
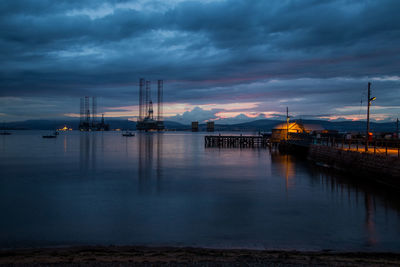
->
[0,131,400,251]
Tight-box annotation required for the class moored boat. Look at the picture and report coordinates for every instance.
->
[42,135,57,138]
[122,131,135,137]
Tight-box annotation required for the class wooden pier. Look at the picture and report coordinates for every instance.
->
[205,135,270,148]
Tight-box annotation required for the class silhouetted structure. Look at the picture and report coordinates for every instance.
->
[206,121,214,132]
[191,121,199,132]
[137,78,164,131]
[97,113,110,131]
[79,96,109,131]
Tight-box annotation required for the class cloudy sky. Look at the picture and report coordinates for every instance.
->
[0,0,399,123]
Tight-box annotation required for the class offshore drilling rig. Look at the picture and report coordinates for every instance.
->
[136,78,165,131]
[79,96,110,131]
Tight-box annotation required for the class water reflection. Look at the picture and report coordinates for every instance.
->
[270,152,296,190]
[365,193,377,246]
[306,164,400,249]
[3,132,399,250]
[0,136,5,152]
[137,132,163,193]
[79,132,98,171]
[270,148,400,249]
[156,133,163,191]
[63,135,67,153]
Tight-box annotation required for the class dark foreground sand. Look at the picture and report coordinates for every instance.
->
[1,246,400,266]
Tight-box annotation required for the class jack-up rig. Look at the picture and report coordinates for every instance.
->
[79,96,110,131]
[136,78,164,131]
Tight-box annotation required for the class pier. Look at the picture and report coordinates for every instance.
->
[309,143,400,187]
[312,137,400,158]
[205,135,270,148]
[307,137,400,181]
[205,134,400,186]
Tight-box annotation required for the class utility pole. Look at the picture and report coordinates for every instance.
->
[286,107,289,141]
[397,118,399,140]
[365,82,376,152]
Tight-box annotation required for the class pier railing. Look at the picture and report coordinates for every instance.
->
[313,137,400,158]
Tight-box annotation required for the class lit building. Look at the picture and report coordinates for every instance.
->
[271,122,324,141]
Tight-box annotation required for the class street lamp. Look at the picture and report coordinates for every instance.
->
[286,107,290,141]
[365,82,376,152]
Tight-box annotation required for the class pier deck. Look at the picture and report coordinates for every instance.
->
[314,138,400,158]
[205,135,270,148]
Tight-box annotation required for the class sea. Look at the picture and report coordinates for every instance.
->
[1,131,400,251]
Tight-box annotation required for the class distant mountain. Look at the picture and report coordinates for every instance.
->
[163,121,189,130]
[224,119,282,130]
[1,120,80,130]
[1,118,398,133]
[297,119,397,133]
[1,119,188,131]
[208,119,397,133]
[214,119,397,133]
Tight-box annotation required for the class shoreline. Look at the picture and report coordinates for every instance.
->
[2,246,400,266]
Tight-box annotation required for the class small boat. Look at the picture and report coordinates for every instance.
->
[122,131,135,137]
[43,133,57,138]
[42,135,57,138]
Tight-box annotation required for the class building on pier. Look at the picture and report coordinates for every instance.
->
[271,122,324,141]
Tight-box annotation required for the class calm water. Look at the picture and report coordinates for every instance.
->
[1,131,400,251]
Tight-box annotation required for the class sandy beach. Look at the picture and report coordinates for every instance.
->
[1,246,400,266]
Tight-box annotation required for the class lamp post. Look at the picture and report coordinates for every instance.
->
[286,107,290,140]
[365,82,376,152]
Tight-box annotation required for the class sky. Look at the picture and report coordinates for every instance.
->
[0,0,399,124]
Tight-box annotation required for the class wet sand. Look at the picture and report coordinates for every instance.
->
[1,246,400,266]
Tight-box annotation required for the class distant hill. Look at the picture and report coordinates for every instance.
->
[1,120,79,130]
[1,118,398,133]
[297,119,397,133]
[217,119,282,131]
[212,119,397,133]
[0,119,188,131]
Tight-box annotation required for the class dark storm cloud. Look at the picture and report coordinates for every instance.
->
[0,0,399,121]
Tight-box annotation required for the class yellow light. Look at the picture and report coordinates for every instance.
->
[58,126,70,131]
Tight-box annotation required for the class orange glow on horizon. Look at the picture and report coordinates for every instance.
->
[216,111,263,119]
[318,114,391,121]
[215,111,281,119]
[64,102,263,119]
[63,102,394,123]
